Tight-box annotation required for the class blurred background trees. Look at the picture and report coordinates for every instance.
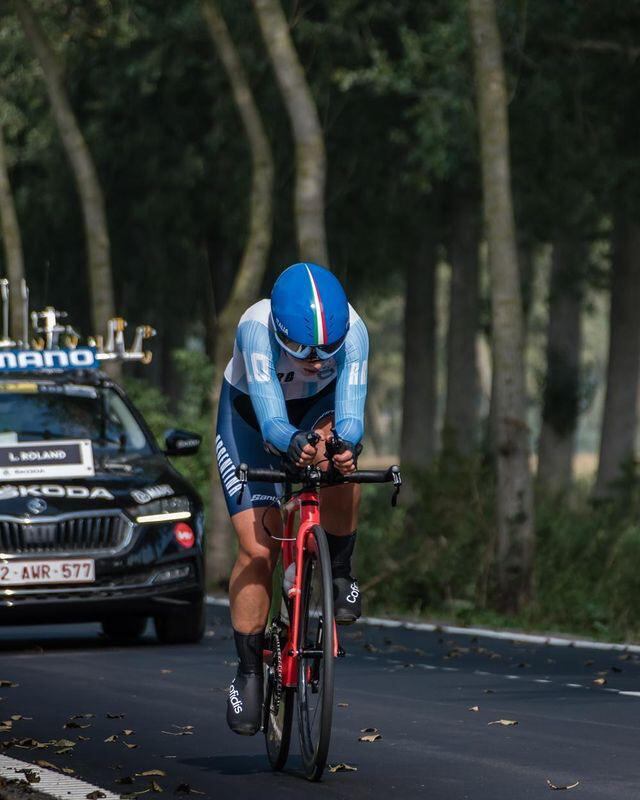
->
[2,0,640,624]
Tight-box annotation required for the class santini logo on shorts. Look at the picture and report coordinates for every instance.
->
[0,484,115,501]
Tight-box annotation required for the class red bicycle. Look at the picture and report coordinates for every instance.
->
[235,434,401,781]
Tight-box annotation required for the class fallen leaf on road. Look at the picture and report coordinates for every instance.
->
[593,678,607,686]
[337,703,349,708]
[71,714,95,720]
[328,763,357,773]
[358,728,382,742]
[122,730,135,736]
[483,689,495,694]
[51,739,76,748]
[150,781,163,792]
[136,771,167,778]
[123,742,139,749]
[86,792,106,799]
[546,779,580,790]
[35,761,60,772]
[62,768,75,775]
[56,748,74,755]
[468,706,480,712]
[488,720,518,727]
[10,716,29,722]
[0,681,18,688]
[78,736,91,742]
[16,769,40,784]
[65,722,91,729]
[107,713,125,719]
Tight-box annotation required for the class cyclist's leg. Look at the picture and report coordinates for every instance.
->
[229,506,281,634]
[216,380,283,734]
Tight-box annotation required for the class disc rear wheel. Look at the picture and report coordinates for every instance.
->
[296,525,335,781]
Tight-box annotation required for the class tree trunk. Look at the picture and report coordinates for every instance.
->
[400,235,437,469]
[537,238,584,491]
[468,0,535,611]
[202,0,275,586]
[0,122,25,342]
[444,191,480,453]
[15,0,115,336]
[251,0,328,265]
[594,214,640,497]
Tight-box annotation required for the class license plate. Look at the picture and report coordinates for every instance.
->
[0,559,95,586]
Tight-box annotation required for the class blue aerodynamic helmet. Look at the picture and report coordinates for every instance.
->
[270,263,350,360]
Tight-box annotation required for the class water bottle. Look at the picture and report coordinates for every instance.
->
[282,563,296,597]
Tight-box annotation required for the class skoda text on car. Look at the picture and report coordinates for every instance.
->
[0,280,206,644]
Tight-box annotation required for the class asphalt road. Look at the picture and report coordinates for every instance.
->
[0,604,639,800]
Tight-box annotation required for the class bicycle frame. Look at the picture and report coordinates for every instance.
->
[277,485,339,687]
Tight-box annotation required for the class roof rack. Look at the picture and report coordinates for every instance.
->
[0,279,155,368]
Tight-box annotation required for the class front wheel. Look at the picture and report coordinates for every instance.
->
[297,524,335,781]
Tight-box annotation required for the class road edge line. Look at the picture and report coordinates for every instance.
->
[206,594,640,654]
[0,754,119,800]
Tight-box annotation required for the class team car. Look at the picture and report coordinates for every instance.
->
[0,280,206,644]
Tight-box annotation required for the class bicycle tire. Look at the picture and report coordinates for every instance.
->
[296,524,335,781]
[264,620,294,770]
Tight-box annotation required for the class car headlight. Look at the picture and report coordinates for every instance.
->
[134,495,192,524]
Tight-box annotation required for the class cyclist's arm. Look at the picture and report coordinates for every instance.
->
[334,315,369,447]
[237,320,297,452]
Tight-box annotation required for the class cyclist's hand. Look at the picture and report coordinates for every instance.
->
[287,430,318,467]
[332,449,356,475]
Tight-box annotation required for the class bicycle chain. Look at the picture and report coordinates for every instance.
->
[271,623,283,715]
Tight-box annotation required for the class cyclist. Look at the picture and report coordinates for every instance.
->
[216,262,369,735]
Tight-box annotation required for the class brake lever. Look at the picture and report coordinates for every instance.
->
[390,465,402,507]
[236,463,248,505]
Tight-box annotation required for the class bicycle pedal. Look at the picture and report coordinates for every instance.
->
[337,645,347,658]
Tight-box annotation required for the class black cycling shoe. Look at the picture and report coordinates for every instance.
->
[333,576,361,625]
[226,669,263,736]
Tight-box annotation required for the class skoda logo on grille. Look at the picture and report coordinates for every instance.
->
[26,498,47,515]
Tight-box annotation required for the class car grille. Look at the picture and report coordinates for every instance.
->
[0,514,131,555]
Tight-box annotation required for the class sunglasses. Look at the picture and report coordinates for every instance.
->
[274,328,347,360]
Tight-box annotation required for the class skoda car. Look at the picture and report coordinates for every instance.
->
[0,371,205,644]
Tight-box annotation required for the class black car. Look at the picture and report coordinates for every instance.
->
[0,369,206,644]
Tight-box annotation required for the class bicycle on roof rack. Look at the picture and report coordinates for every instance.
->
[235,432,401,781]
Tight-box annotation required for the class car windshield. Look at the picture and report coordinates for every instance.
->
[0,382,153,456]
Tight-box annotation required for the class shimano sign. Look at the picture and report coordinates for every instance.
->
[0,347,98,372]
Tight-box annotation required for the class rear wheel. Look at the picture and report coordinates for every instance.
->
[154,597,205,644]
[297,525,335,781]
[264,621,294,770]
[101,616,147,643]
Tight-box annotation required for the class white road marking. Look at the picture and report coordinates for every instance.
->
[206,595,640,654]
[0,754,119,800]
[206,596,640,699]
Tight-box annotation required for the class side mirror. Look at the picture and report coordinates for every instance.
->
[164,429,201,457]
